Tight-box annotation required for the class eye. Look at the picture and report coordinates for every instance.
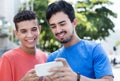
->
[50,25,56,29]
[20,29,27,34]
[32,27,37,31]
[59,21,66,26]
[60,23,65,26]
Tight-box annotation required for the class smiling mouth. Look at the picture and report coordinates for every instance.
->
[56,31,66,38]
[26,38,36,43]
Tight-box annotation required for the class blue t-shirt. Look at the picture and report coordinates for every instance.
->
[47,40,113,79]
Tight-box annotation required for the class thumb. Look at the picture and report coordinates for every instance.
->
[55,58,70,67]
[28,69,36,74]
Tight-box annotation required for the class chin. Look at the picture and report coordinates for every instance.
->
[28,47,35,49]
[27,45,36,49]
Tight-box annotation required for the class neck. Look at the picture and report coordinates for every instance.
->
[63,35,80,47]
[20,46,36,55]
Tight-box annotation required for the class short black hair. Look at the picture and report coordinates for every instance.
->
[46,0,75,22]
[13,10,38,31]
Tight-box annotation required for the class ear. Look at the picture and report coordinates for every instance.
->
[38,25,42,32]
[14,30,19,38]
[73,18,78,27]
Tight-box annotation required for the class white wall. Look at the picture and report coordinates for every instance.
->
[0,0,21,26]
[101,30,120,55]
[0,0,5,17]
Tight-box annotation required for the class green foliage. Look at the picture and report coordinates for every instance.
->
[19,0,116,52]
[115,40,120,47]
[75,0,117,40]
[33,0,61,52]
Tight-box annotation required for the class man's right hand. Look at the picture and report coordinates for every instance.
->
[20,69,41,81]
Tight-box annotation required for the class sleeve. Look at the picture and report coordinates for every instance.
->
[0,55,13,81]
[93,44,113,78]
[43,52,47,62]
[47,54,55,62]
[47,53,57,62]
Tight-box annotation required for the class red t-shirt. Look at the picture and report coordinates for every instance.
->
[0,47,47,81]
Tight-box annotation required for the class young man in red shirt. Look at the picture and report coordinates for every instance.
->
[0,10,47,81]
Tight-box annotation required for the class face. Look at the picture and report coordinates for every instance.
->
[14,19,41,49]
[49,12,76,44]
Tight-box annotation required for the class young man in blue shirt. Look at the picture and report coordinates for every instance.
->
[44,1,113,81]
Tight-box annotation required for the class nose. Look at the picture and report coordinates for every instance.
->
[26,31,33,37]
[56,26,62,33]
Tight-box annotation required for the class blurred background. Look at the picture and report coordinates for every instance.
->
[0,0,120,80]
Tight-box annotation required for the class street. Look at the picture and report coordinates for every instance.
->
[112,64,120,81]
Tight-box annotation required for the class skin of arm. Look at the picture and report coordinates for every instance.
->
[20,69,42,81]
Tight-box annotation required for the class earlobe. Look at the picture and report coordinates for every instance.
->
[14,30,18,38]
[73,18,78,27]
[38,25,42,32]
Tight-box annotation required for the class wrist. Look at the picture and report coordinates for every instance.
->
[76,72,81,81]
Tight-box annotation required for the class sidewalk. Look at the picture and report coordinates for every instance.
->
[112,64,120,81]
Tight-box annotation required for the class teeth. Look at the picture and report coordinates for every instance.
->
[27,39,34,43]
[59,34,64,37]
[58,33,64,37]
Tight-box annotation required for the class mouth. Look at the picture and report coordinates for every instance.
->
[26,38,37,44]
[56,31,66,39]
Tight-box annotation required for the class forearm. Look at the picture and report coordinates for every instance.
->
[78,74,113,81]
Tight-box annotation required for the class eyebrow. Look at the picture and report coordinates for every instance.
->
[58,20,66,24]
[50,20,66,26]
[19,26,37,31]
[20,28,26,31]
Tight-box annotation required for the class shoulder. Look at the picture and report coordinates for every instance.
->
[1,47,20,57]
[51,47,63,55]
[36,49,47,55]
[80,39,101,50]
[47,47,63,62]
[78,40,105,57]
[81,39,99,46]
[82,40,108,61]
[0,47,20,62]
[36,49,47,58]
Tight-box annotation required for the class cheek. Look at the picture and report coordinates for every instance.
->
[17,35,25,41]
[36,32,40,36]
[50,29,55,34]
[35,31,40,36]
[17,33,24,39]
[30,30,39,36]
[68,26,74,32]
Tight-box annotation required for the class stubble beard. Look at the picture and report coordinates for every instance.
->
[58,30,74,44]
